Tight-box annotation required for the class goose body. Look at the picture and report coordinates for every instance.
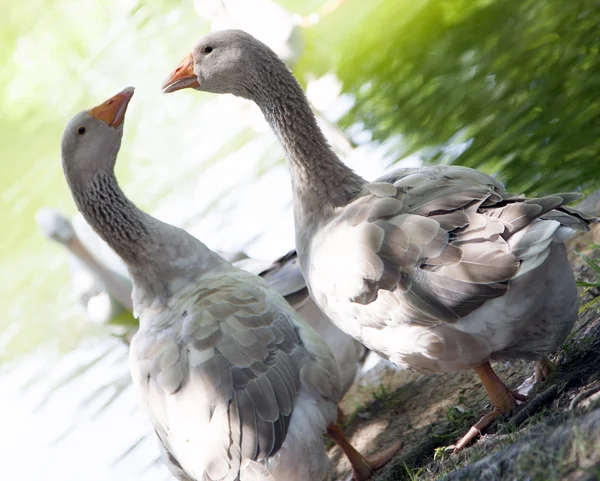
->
[305,165,583,374]
[60,88,346,481]
[163,29,596,450]
[131,268,340,481]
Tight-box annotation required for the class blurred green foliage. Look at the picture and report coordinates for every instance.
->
[300,0,600,196]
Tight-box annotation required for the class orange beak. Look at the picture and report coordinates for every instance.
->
[88,87,135,127]
[162,52,199,93]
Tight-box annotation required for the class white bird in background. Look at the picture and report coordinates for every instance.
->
[35,208,133,326]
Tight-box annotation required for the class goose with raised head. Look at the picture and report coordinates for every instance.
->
[163,29,597,451]
[60,87,397,480]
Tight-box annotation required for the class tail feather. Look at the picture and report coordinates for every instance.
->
[541,205,597,232]
[483,193,596,239]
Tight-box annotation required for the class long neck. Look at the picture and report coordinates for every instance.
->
[68,171,226,305]
[248,57,366,220]
[70,172,152,266]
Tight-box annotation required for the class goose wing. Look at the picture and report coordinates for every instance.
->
[311,165,593,328]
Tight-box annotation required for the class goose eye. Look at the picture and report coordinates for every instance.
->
[203,45,213,54]
[77,126,86,135]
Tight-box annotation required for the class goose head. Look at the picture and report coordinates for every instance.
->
[61,87,134,185]
[36,208,76,244]
[162,29,280,99]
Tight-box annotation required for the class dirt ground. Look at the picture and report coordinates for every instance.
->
[326,223,600,481]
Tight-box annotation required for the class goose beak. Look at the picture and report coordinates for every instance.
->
[88,87,135,128]
[162,52,199,93]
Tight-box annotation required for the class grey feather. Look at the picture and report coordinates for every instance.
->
[236,390,259,461]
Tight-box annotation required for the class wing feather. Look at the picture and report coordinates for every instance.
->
[313,165,596,330]
[131,276,305,480]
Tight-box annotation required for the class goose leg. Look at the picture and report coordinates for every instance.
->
[327,423,402,481]
[453,362,526,453]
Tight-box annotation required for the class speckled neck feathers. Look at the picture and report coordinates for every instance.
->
[245,51,365,218]
[67,170,228,306]
[69,171,151,266]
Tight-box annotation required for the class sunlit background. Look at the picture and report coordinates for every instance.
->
[1,0,599,479]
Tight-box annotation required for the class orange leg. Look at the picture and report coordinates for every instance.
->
[327,423,402,481]
[453,362,526,453]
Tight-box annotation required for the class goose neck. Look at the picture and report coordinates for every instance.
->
[249,64,365,214]
[68,171,227,304]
